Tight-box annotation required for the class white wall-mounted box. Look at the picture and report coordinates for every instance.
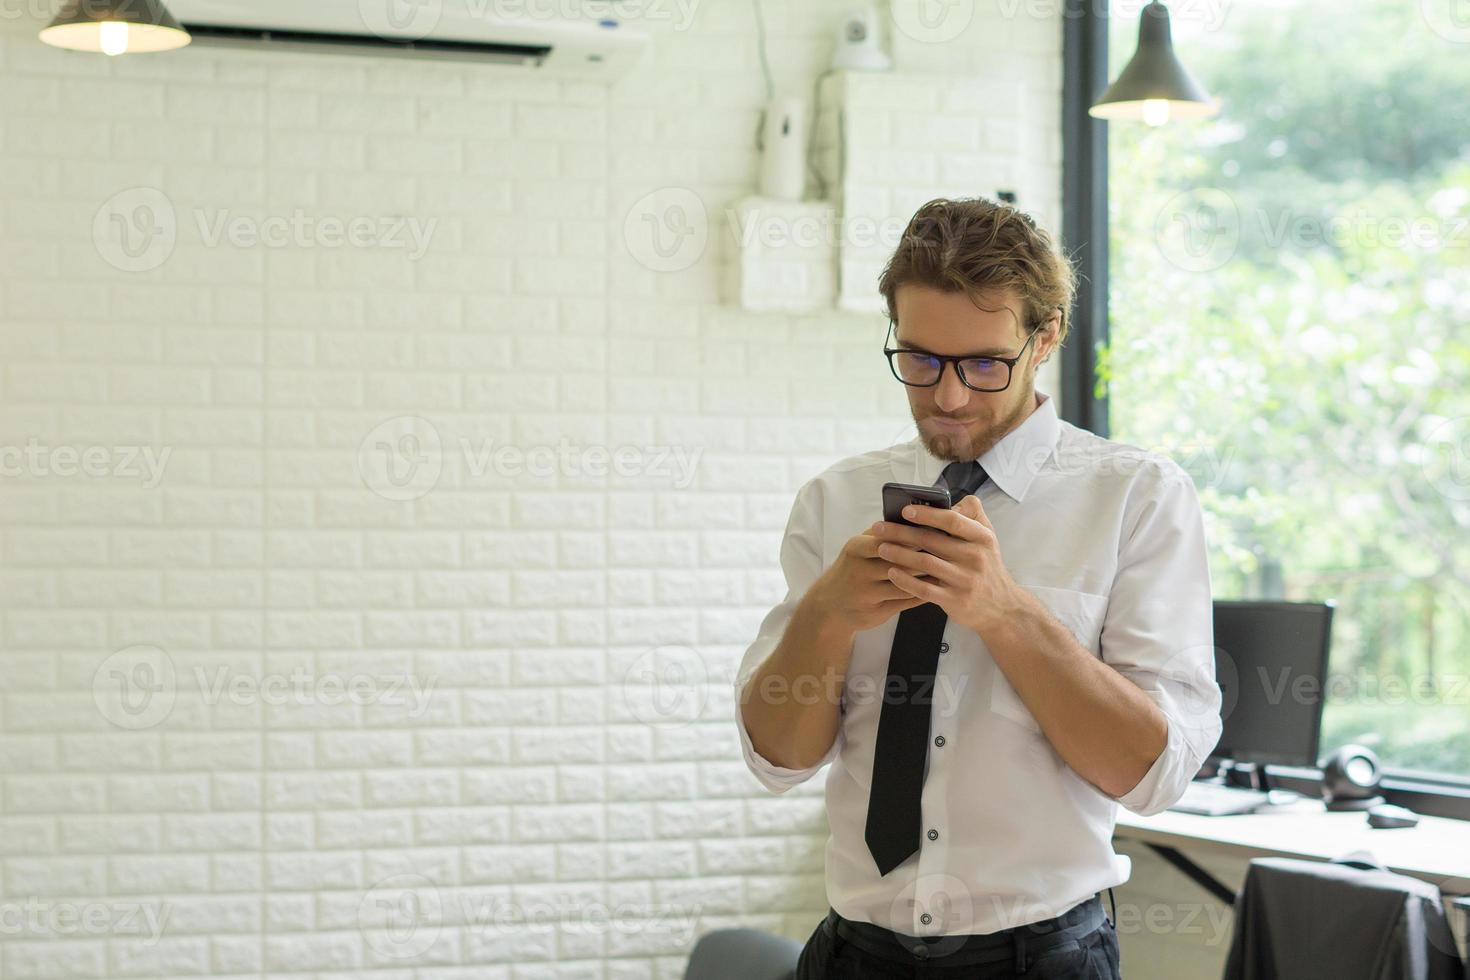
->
[812,70,1058,314]
[724,196,839,313]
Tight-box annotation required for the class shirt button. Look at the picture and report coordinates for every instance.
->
[913,944,930,960]
[933,735,945,747]
[939,642,949,654]
[920,913,933,925]
[927,829,939,841]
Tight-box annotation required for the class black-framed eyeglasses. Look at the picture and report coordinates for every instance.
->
[883,319,1041,393]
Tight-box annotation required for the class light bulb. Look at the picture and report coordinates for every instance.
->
[99,20,130,56]
[1142,99,1171,127]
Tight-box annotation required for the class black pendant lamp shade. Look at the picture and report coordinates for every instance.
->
[40,0,191,55]
[1090,1,1217,124]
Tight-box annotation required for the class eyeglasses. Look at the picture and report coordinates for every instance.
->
[883,319,1041,393]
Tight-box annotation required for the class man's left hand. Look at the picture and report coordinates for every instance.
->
[871,495,1025,635]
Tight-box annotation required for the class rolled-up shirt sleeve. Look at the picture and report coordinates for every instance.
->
[733,477,843,795]
[1100,460,1224,816]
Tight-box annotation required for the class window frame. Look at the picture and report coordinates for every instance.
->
[1061,0,1111,439]
[1060,0,1470,817]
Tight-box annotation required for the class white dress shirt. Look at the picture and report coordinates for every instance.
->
[734,389,1223,936]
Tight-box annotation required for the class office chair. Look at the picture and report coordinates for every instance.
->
[1223,855,1463,980]
[682,926,803,980]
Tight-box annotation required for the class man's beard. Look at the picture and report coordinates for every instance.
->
[916,383,1034,463]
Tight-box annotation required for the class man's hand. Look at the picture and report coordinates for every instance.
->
[871,494,1025,636]
[805,527,930,633]
[873,491,1177,804]
[739,524,930,773]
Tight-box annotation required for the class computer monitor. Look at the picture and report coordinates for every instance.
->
[1211,599,1335,769]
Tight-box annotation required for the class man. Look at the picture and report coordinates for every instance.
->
[734,197,1223,978]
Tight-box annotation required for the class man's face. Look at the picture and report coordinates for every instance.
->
[892,283,1058,463]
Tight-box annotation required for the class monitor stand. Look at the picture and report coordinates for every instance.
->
[1218,758,1268,791]
[1195,756,1223,780]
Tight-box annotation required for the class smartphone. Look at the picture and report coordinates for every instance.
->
[881,481,952,528]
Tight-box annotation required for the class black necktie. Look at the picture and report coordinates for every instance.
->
[864,459,990,877]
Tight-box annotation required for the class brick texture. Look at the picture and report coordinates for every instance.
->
[0,3,1071,977]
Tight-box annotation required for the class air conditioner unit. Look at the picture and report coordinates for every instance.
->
[166,0,649,76]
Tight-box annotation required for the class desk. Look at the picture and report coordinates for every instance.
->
[1113,798,1470,905]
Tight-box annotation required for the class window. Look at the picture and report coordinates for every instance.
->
[1078,0,1470,784]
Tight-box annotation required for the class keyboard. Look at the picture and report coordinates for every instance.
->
[1168,781,1271,816]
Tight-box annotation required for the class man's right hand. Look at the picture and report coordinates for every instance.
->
[740,526,933,774]
[804,524,930,633]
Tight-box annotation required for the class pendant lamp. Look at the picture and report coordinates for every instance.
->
[1090,1,1217,125]
[40,0,191,56]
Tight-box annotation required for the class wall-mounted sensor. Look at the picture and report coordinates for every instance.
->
[832,4,891,72]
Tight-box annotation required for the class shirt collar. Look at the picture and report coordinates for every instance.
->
[902,390,1061,504]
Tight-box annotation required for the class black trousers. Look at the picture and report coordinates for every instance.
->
[795,893,1121,979]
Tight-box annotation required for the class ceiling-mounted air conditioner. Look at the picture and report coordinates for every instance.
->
[165,0,648,76]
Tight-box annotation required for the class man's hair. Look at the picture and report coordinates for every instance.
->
[877,197,1077,353]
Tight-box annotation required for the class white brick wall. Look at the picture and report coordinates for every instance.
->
[812,69,1061,313]
[1,2,1080,977]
